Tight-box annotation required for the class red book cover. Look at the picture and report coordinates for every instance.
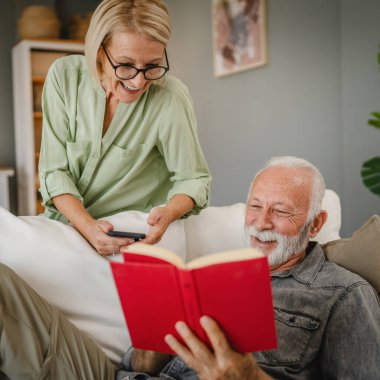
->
[110,243,277,354]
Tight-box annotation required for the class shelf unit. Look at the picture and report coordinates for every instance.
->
[0,167,15,211]
[12,39,84,215]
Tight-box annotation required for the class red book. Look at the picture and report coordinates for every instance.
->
[110,243,277,354]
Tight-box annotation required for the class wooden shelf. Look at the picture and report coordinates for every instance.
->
[35,172,40,190]
[13,39,84,215]
[32,76,45,84]
[18,37,84,45]
[0,167,15,176]
[0,167,15,211]
[36,198,44,214]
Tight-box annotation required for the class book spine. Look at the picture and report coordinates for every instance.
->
[177,269,207,342]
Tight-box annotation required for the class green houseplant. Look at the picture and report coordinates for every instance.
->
[361,46,380,197]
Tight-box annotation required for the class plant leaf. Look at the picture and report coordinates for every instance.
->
[368,119,380,129]
[368,112,380,129]
[370,111,380,118]
[361,156,380,197]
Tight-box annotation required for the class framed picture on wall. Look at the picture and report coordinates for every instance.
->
[212,0,268,77]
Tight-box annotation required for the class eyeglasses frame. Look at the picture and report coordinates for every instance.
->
[101,44,170,81]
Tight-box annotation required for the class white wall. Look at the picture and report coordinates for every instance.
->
[1,0,379,235]
[166,1,344,221]
[164,0,380,236]
[340,0,380,235]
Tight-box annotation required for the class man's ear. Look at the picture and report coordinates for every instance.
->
[308,210,328,238]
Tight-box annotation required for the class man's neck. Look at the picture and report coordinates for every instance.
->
[270,251,306,274]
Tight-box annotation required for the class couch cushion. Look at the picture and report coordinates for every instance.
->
[185,203,247,261]
[0,207,186,363]
[322,215,380,293]
[312,189,341,244]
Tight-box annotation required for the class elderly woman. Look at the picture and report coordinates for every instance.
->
[39,0,211,256]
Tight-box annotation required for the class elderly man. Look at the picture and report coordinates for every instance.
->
[0,157,379,380]
[124,156,380,379]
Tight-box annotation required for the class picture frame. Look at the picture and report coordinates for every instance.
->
[212,0,268,78]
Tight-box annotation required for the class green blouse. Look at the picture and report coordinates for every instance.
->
[39,55,211,221]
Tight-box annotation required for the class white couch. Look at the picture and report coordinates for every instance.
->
[0,190,342,363]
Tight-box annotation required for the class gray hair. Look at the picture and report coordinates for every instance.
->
[248,156,326,222]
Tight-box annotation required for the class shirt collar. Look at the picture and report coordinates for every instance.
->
[271,242,325,285]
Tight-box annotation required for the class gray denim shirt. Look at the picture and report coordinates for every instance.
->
[116,243,380,380]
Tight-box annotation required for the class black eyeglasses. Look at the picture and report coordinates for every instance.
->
[102,45,169,81]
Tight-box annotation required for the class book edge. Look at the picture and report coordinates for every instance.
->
[187,248,264,269]
[122,242,185,267]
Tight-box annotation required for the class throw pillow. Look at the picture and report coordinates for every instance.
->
[322,215,380,292]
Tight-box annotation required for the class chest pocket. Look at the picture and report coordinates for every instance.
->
[98,143,148,180]
[261,308,320,367]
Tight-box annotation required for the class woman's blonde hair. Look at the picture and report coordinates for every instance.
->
[85,0,171,85]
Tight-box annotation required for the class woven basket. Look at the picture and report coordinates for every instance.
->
[18,6,61,39]
[69,12,93,41]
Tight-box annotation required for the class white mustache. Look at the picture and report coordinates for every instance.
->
[245,226,282,242]
[244,223,311,267]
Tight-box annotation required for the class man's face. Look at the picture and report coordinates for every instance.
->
[245,166,312,264]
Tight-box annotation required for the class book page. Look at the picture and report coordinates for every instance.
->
[186,248,264,270]
[122,243,185,267]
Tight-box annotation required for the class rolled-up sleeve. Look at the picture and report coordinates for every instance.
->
[157,83,211,216]
[38,60,82,213]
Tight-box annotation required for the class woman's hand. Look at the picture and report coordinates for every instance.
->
[143,206,175,244]
[165,316,272,380]
[52,194,134,256]
[143,194,195,244]
[52,193,195,252]
[80,219,135,256]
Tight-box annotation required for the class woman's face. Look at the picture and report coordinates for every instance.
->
[99,32,166,104]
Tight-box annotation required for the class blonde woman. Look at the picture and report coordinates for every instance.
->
[39,0,211,256]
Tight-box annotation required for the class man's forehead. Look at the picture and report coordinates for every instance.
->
[249,167,312,202]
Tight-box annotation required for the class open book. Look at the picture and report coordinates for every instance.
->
[110,243,277,354]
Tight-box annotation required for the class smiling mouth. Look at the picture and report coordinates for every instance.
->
[254,236,276,244]
[120,81,140,93]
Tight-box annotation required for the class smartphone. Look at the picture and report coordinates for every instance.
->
[107,230,146,241]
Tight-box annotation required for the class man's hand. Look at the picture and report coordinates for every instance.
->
[165,316,272,380]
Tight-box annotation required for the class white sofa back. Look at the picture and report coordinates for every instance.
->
[0,189,341,363]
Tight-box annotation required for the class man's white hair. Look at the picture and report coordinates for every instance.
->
[248,156,326,222]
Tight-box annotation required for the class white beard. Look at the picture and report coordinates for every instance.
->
[244,224,311,267]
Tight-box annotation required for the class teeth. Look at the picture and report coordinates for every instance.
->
[257,237,276,243]
[121,82,139,91]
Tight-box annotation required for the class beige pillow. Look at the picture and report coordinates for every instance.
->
[322,215,380,293]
